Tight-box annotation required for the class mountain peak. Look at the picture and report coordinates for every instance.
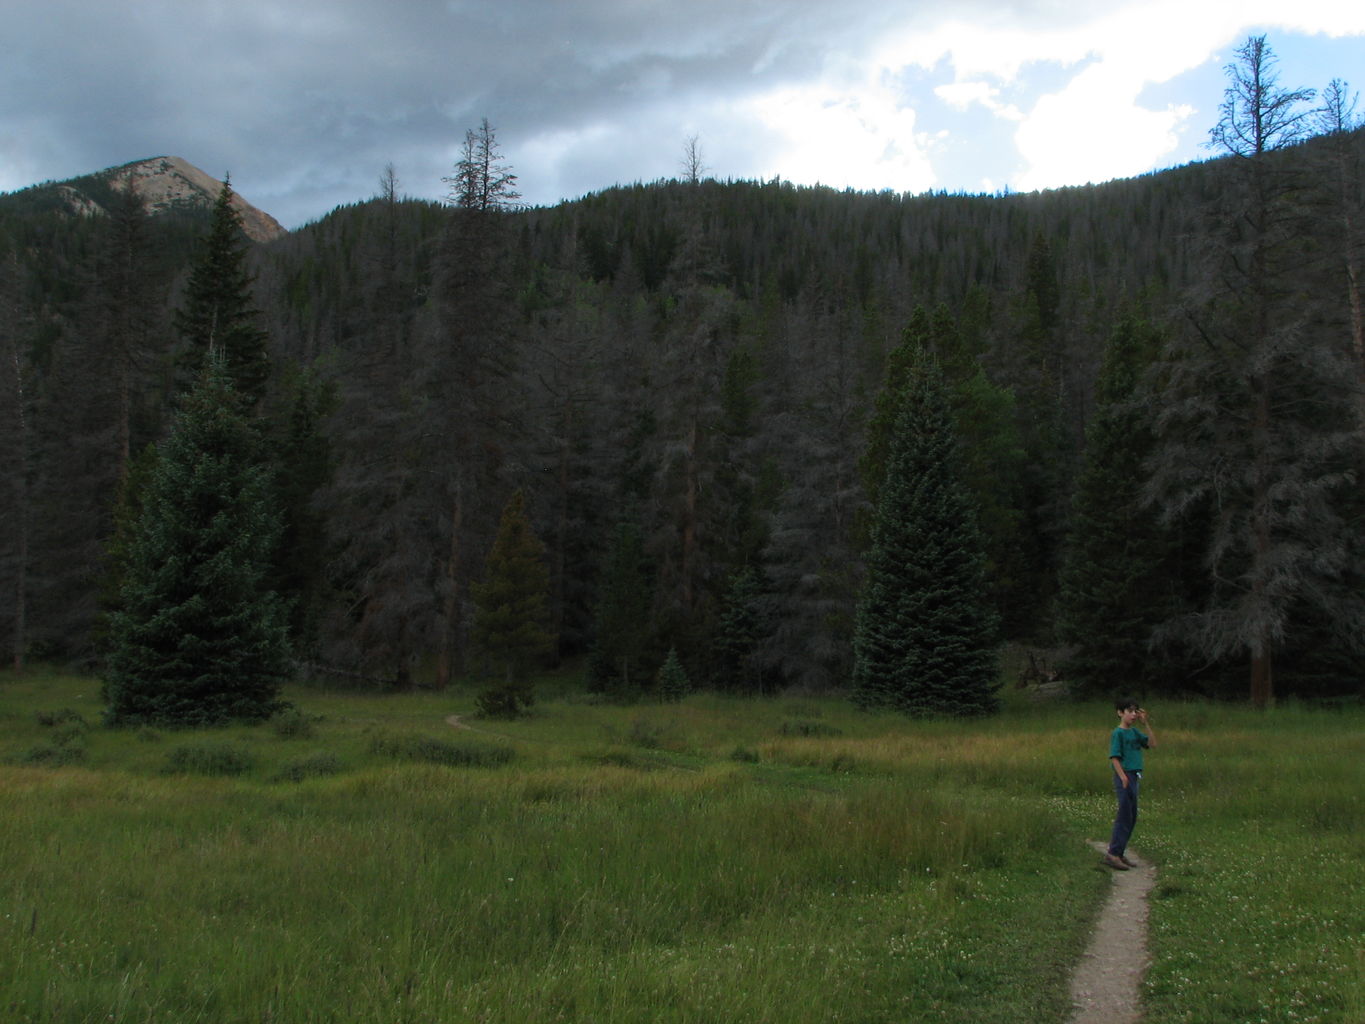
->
[111,156,284,242]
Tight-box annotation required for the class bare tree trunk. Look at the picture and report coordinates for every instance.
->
[1318,82,1365,426]
[1337,169,1365,434]
[5,310,29,673]
[116,350,131,485]
[551,395,572,661]
[681,416,699,614]
[435,488,464,689]
[1248,283,1275,709]
[12,443,27,675]
[1249,652,1273,710]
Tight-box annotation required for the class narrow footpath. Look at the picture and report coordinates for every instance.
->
[1067,841,1157,1024]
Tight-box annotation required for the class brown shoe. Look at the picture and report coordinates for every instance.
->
[1103,854,1130,871]
[1120,855,1138,868]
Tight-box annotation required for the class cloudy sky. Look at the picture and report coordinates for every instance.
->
[4,1,1363,229]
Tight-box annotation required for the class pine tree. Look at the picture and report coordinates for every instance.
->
[174,178,271,405]
[657,647,691,702]
[586,521,654,698]
[471,491,553,688]
[863,305,1027,635]
[103,359,290,726]
[757,296,865,692]
[268,365,334,660]
[0,252,31,672]
[713,566,767,692]
[1150,36,1362,705]
[851,352,999,716]
[1056,317,1185,694]
[430,119,524,688]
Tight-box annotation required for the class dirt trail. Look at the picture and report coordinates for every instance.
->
[1067,842,1156,1023]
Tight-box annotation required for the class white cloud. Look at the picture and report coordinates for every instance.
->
[1015,68,1195,189]
[4,0,1362,221]
[933,81,1024,121]
[744,82,936,193]
[868,1,1365,191]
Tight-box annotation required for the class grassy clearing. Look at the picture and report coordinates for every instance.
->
[1135,706,1365,1024]
[0,671,1360,1022]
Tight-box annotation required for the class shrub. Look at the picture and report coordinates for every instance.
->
[778,719,843,738]
[579,749,646,770]
[51,724,90,746]
[369,733,514,768]
[34,708,88,728]
[162,744,254,777]
[628,717,667,749]
[19,710,90,767]
[730,746,760,763]
[272,752,344,783]
[271,707,316,739]
[17,743,87,767]
[474,682,535,720]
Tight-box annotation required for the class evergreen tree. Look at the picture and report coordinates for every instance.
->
[863,305,1028,635]
[851,352,999,716]
[1150,36,1361,705]
[268,365,334,660]
[103,359,289,726]
[38,184,171,660]
[657,646,691,702]
[430,119,524,688]
[713,565,767,692]
[174,178,271,405]
[0,252,32,671]
[585,521,654,698]
[859,306,931,515]
[1312,79,1365,433]
[1056,317,1185,694]
[471,490,553,687]
[94,181,164,482]
[757,297,865,692]
[96,442,158,650]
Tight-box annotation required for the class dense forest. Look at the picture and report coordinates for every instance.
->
[2,43,1362,709]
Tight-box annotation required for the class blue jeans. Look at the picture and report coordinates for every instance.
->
[1108,771,1140,857]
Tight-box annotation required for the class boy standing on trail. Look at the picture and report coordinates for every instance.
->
[1104,698,1155,871]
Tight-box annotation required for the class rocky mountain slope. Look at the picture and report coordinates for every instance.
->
[112,156,284,242]
[4,155,284,243]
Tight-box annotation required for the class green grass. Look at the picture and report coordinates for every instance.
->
[0,670,1361,1022]
[1136,706,1365,1024]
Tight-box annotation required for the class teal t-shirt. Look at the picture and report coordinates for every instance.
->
[1109,727,1149,771]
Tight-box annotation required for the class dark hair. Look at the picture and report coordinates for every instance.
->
[1115,697,1141,711]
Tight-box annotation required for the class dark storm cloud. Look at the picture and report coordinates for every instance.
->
[11,0,1241,226]
[5,0,983,225]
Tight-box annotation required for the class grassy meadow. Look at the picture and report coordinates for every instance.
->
[1,669,1362,1023]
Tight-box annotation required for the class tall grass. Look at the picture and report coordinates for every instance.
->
[1,671,1360,1022]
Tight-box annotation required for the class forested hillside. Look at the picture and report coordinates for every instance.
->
[3,82,1362,704]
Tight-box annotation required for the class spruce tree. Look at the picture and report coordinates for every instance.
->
[1056,317,1184,694]
[714,566,767,692]
[586,521,653,698]
[1151,36,1362,705]
[103,359,289,726]
[430,119,524,689]
[268,366,334,660]
[862,306,1027,635]
[657,647,691,703]
[851,353,999,717]
[174,178,271,405]
[471,491,553,690]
